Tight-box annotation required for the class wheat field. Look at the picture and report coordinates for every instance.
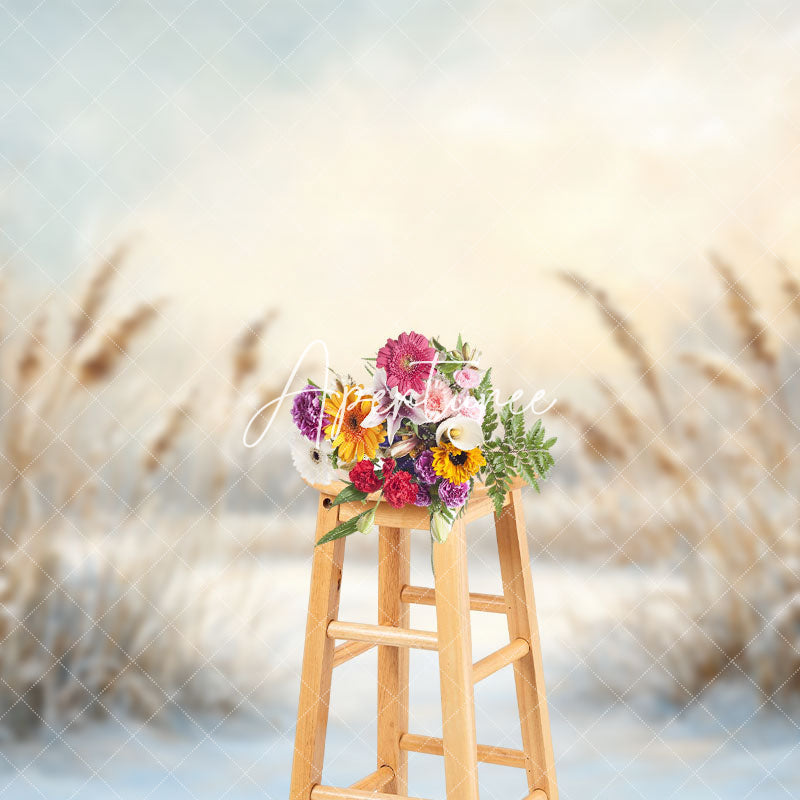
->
[546,258,800,704]
[1,249,798,745]
[0,250,287,736]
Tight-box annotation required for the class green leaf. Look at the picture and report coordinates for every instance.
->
[437,361,460,378]
[316,519,357,545]
[488,477,510,516]
[330,484,369,506]
[478,369,498,439]
[316,508,374,545]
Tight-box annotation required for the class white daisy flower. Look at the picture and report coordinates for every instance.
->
[289,431,336,485]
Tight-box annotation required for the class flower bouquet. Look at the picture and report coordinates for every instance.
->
[289,332,556,546]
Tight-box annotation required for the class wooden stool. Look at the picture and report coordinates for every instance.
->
[289,478,558,800]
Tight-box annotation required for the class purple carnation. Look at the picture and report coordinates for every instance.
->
[438,479,470,509]
[413,484,432,507]
[414,450,437,485]
[291,385,329,441]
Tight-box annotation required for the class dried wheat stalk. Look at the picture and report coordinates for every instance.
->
[594,379,648,447]
[679,351,765,400]
[16,312,49,391]
[76,302,161,387]
[560,270,670,423]
[143,391,195,474]
[777,258,800,319]
[0,257,290,734]
[70,243,129,347]
[710,253,777,366]
[231,309,278,393]
[555,399,627,463]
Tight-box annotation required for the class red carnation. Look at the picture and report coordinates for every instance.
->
[381,458,396,479]
[383,470,417,509]
[349,459,382,493]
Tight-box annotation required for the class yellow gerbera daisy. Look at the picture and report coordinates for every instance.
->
[324,385,385,463]
[431,443,486,484]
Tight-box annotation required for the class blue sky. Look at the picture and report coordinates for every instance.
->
[2,0,799,379]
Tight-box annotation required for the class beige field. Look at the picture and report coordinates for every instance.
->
[1,251,797,744]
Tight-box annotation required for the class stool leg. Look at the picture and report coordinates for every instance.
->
[289,496,345,800]
[377,526,410,794]
[495,490,559,800]
[433,518,480,800]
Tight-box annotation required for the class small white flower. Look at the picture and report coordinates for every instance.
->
[435,415,484,451]
[290,431,336,485]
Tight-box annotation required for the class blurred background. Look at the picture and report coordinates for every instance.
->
[1,0,799,798]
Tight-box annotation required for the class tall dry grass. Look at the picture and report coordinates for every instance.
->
[0,252,283,736]
[555,258,800,701]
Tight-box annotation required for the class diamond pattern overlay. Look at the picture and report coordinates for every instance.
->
[1,1,799,799]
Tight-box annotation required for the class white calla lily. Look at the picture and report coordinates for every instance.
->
[435,415,483,451]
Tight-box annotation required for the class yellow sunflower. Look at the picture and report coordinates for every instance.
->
[431,442,486,484]
[324,385,384,463]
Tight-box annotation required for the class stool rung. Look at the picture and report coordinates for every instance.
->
[525,792,548,800]
[473,637,530,683]
[332,640,375,668]
[311,786,430,800]
[399,733,527,768]
[349,765,394,791]
[327,620,438,651]
[400,585,507,614]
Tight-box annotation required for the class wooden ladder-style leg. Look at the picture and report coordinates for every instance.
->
[290,496,346,800]
[377,526,411,795]
[495,490,559,800]
[433,518,480,800]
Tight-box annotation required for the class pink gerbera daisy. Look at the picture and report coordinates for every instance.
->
[376,332,436,395]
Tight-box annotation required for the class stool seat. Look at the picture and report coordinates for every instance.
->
[289,481,559,800]
[305,476,527,530]
[306,476,525,500]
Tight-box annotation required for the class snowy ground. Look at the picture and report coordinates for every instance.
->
[1,553,797,800]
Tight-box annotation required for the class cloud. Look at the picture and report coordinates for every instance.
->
[4,1,799,382]
[126,3,800,377]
